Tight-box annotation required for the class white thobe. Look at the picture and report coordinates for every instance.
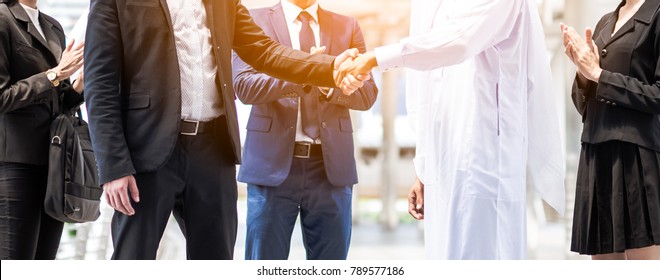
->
[375,0,565,259]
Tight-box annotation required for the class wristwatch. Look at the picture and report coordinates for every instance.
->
[46,69,60,87]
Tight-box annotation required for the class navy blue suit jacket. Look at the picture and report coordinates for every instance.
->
[233,3,378,187]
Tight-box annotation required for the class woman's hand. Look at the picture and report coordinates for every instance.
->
[50,39,84,81]
[561,24,602,83]
[72,68,84,94]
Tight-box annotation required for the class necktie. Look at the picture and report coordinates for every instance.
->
[298,11,320,140]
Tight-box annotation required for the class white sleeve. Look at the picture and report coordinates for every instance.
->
[375,0,522,71]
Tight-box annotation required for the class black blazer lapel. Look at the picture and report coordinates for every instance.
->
[318,6,333,53]
[269,3,292,47]
[7,3,50,52]
[600,0,660,49]
[39,17,63,62]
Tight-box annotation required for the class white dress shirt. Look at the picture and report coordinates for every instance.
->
[281,1,323,143]
[20,4,45,40]
[166,0,222,122]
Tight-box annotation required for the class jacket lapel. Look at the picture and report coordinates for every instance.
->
[270,3,292,47]
[600,0,660,49]
[317,6,333,54]
[159,0,175,35]
[40,17,63,62]
[8,3,50,53]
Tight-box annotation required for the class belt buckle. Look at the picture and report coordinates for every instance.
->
[181,120,200,136]
[295,142,312,159]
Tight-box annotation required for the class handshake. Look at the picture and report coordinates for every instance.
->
[329,48,379,95]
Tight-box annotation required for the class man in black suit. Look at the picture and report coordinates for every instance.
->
[84,0,363,259]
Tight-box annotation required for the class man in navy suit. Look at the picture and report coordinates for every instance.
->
[232,0,378,260]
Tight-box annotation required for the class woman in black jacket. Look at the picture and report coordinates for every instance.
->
[562,0,660,260]
[0,0,84,259]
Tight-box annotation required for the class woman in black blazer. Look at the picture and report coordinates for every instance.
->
[562,0,660,260]
[0,0,84,259]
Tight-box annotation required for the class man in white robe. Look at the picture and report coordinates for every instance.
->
[336,0,565,259]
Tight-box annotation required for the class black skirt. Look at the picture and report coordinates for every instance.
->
[571,141,660,255]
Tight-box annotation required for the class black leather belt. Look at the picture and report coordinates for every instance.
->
[180,119,214,135]
[293,142,322,158]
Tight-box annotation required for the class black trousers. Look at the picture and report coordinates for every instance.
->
[110,120,238,260]
[0,163,64,260]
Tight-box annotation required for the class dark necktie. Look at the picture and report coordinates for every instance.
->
[298,11,320,140]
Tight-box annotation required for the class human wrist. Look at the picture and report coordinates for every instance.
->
[45,69,61,87]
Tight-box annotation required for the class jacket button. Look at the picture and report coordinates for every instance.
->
[601,49,607,58]
[612,102,617,106]
[606,101,611,104]
[321,122,327,128]
[599,98,605,102]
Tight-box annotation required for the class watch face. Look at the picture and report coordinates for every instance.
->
[47,71,56,80]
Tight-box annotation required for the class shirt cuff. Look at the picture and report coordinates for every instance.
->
[375,43,404,72]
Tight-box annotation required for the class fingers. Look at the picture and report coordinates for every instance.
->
[585,27,597,54]
[407,178,424,220]
[341,74,363,95]
[334,48,359,70]
[310,45,326,55]
[128,176,140,203]
[585,27,594,46]
[408,188,423,220]
[118,185,135,216]
[102,176,138,216]
[65,38,75,52]
[560,23,570,47]
[408,191,420,219]
[356,74,371,81]
[564,42,575,63]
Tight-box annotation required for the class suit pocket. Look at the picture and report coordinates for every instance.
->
[246,115,272,133]
[339,117,353,133]
[15,42,43,58]
[126,0,159,7]
[126,93,150,110]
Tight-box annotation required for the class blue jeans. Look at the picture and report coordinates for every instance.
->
[245,156,352,260]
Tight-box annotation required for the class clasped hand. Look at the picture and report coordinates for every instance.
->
[332,50,377,95]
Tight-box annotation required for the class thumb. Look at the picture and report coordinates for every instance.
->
[415,189,423,210]
[585,27,595,51]
[128,176,140,202]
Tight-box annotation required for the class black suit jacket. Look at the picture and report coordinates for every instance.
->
[233,3,378,187]
[572,0,660,151]
[84,0,337,184]
[0,1,83,165]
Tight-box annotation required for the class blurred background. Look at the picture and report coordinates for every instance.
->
[36,0,624,260]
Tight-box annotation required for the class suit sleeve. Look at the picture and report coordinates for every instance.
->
[595,62,660,114]
[232,51,307,105]
[231,1,336,88]
[59,81,84,111]
[325,18,378,111]
[374,0,522,71]
[571,77,596,117]
[0,16,55,113]
[84,0,136,185]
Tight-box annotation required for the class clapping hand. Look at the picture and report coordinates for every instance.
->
[561,23,602,83]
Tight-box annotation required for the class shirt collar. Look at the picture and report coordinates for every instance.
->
[19,3,40,23]
[281,1,319,24]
